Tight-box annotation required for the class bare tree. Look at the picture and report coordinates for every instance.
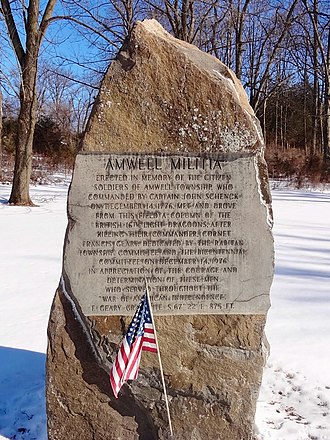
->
[143,0,218,44]
[303,0,330,159]
[59,0,140,65]
[248,0,299,113]
[233,0,251,79]
[36,62,97,134]
[0,84,2,181]
[0,0,57,205]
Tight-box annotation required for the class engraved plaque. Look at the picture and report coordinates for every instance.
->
[64,152,273,315]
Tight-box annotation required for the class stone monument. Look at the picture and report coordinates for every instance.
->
[46,19,274,440]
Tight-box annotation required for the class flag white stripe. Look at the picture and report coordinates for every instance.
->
[117,347,126,373]
[122,338,131,360]
[111,338,131,391]
[113,381,120,396]
[142,341,157,349]
[111,362,121,385]
[129,350,142,379]
[124,337,143,381]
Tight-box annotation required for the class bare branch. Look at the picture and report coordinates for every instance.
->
[48,15,121,45]
[0,0,25,67]
[39,0,58,43]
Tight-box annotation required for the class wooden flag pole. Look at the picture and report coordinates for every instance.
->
[145,283,174,438]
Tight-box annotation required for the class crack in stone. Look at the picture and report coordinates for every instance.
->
[232,292,269,303]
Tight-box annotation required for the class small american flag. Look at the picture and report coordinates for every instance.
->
[110,293,157,398]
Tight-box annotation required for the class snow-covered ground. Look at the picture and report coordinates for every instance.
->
[0,180,329,439]
[256,187,330,440]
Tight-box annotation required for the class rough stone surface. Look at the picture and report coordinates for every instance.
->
[47,19,273,440]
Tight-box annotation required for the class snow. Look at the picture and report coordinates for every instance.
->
[255,188,330,440]
[0,181,69,440]
[0,180,330,439]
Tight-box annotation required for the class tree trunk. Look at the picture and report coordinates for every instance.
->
[235,0,250,80]
[275,96,278,147]
[280,103,284,150]
[1,0,57,205]
[0,87,2,181]
[319,81,324,153]
[263,96,267,146]
[9,80,38,205]
[9,55,39,205]
[311,0,319,155]
[303,56,308,153]
[312,55,319,155]
[324,74,330,160]
[324,29,330,160]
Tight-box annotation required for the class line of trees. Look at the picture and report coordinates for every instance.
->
[0,0,329,204]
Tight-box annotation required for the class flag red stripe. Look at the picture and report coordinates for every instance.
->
[143,337,156,343]
[143,346,157,353]
[109,293,158,398]
[110,359,122,398]
[109,372,118,397]
[124,337,143,380]
[114,360,123,388]
[131,350,142,380]
[120,347,128,365]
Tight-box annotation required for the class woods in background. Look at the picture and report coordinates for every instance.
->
[0,0,329,202]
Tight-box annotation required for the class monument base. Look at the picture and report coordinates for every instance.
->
[47,286,267,440]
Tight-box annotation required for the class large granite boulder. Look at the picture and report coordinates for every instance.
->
[46,19,273,440]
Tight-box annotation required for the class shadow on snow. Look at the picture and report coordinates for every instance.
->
[0,346,47,440]
[275,264,330,280]
[272,191,330,203]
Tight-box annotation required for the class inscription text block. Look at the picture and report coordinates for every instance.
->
[64,153,273,315]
